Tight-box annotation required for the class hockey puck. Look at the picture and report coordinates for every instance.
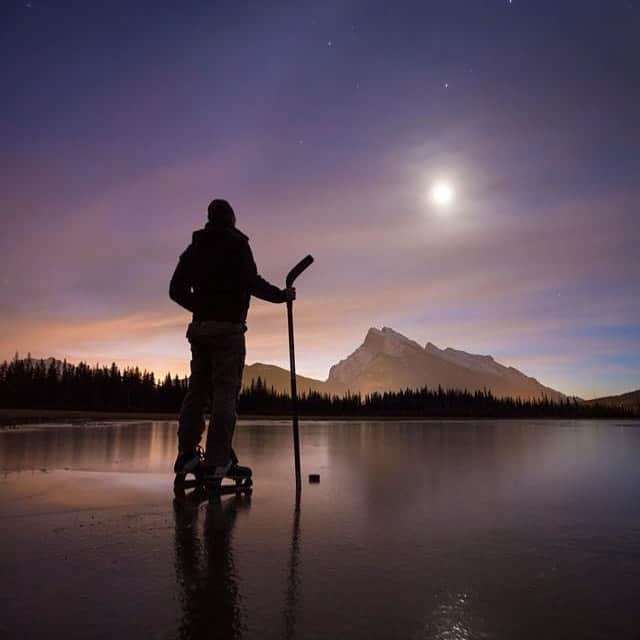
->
[308,473,320,484]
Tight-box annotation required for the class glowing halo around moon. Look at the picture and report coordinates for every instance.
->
[430,181,455,208]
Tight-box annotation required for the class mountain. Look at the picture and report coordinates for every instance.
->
[585,389,640,410]
[242,327,566,400]
[242,363,334,395]
[13,328,570,401]
[326,327,566,401]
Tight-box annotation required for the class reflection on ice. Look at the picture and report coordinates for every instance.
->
[423,591,486,640]
[173,489,251,639]
[1,419,639,639]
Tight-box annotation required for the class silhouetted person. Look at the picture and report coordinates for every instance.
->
[169,199,294,481]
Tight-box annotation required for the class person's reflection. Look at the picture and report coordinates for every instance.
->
[173,487,251,639]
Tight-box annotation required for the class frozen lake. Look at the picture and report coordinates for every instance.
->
[1,419,639,639]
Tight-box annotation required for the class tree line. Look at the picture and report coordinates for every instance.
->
[0,355,636,419]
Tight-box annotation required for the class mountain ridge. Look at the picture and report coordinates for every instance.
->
[247,327,568,401]
[322,327,566,401]
[585,389,640,410]
[9,328,577,401]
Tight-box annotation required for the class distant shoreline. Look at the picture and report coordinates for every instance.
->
[1,408,638,428]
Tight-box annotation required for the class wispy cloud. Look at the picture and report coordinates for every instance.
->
[2,126,638,399]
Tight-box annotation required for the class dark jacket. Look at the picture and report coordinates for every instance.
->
[169,222,286,323]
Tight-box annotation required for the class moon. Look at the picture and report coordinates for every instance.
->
[430,181,455,208]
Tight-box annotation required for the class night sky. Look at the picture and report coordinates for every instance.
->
[2,1,639,398]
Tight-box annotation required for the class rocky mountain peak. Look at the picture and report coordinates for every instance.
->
[363,327,424,354]
[327,326,565,400]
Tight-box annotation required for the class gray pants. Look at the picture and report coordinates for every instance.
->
[178,321,246,467]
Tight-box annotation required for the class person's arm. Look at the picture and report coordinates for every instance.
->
[241,242,291,303]
[253,273,287,303]
[169,247,197,312]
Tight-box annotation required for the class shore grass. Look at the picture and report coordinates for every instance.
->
[0,408,178,426]
[0,409,454,426]
[1,408,638,427]
[0,408,320,426]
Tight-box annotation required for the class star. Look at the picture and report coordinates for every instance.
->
[444,83,449,89]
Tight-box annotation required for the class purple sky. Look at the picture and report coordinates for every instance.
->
[2,1,639,398]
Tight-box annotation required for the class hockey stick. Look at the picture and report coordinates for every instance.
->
[286,255,314,494]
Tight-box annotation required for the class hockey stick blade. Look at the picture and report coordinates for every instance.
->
[286,255,314,287]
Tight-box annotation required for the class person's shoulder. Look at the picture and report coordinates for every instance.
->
[191,228,208,244]
[229,227,250,243]
[225,228,252,256]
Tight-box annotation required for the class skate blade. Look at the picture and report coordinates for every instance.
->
[174,475,252,494]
